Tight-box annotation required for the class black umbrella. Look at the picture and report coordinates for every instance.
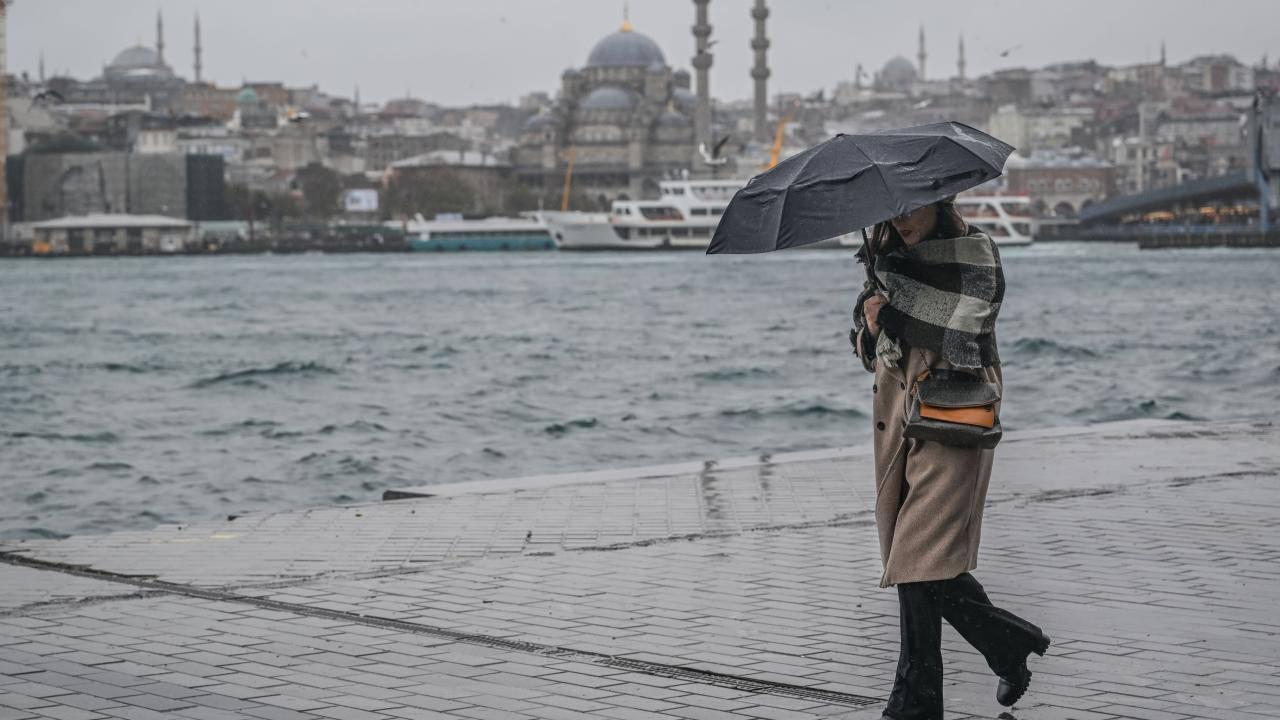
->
[707,122,1015,254]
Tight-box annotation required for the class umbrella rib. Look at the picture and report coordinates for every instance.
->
[851,139,902,226]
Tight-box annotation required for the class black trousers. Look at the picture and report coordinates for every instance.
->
[882,572,1046,720]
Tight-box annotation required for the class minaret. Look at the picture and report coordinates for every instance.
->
[957,35,966,82]
[692,0,713,155]
[1,1,9,238]
[751,1,770,143]
[156,10,166,66]
[1160,39,1166,67]
[855,63,863,91]
[39,52,46,83]
[917,25,926,79]
[194,13,203,83]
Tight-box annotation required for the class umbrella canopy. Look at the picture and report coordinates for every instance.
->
[708,122,1015,254]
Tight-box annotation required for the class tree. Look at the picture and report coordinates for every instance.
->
[384,168,477,218]
[295,163,342,219]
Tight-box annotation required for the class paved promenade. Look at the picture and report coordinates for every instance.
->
[1,419,1277,720]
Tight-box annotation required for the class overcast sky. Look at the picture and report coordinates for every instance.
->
[9,1,1280,106]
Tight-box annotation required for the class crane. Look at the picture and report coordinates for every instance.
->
[560,146,576,212]
[768,114,793,169]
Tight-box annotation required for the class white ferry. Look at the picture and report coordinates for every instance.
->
[957,195,1036,246]
[540,179,734,251]
[542,180,1034,251]
[543,179,861,251]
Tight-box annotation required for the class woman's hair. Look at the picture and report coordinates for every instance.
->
[869,198,969,256]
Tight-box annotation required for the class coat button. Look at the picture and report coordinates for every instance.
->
[877,421,886,431]
[899,382,906,390]
[873,384,878,393]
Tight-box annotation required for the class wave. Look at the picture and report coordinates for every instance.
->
[91,362,156,374]
[199,419,282,437]
[0,527,70,541]
[86,462,134,471]
[318,420,389,435]
[1087,399,1205,424]
[7,430,120,443]
[188,361,339,389]
[692,367,780,383]
[545,418,599,436]
[0,364,42,377]
[1008,337,1099,360]
[719,403,866,420]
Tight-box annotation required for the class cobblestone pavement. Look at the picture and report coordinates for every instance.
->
[2,420,1278,719]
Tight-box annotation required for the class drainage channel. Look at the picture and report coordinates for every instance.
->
[0,551,881,709]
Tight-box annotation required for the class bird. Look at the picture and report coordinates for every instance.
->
[698,134,732,166]
[999,44,1023,58]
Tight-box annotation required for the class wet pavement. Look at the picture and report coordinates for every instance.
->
[1,419,1278,719]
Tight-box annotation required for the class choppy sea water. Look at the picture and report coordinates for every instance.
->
[2,244,1278,540]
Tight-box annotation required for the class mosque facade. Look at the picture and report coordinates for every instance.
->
[512,19,699,202]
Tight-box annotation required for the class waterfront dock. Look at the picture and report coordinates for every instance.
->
[1,419,1278,720]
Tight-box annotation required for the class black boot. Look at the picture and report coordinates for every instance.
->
[938,573,1050,708]
[882,581,945,720]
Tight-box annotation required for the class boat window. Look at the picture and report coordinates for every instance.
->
[711,207,726,216]
[672,228,690,238]
[639,206,683,221]
[613,227,631,239]
[1012,223,1032,236]
[691,208,709,216]
[669,187,686,195]
[986,224,1010,236]
[964,203,998,218]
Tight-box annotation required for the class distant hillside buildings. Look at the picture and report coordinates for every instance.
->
[5,9,1279,226]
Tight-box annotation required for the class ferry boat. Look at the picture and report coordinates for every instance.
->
[399,215,555,252]
[542,180,1034,251]
[541,179,737,251]
[956,195,1036,246]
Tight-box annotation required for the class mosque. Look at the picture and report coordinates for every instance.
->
[44,11,189,111]
[512,16,702,202]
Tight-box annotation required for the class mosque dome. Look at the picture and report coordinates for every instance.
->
[523,112,557,131]
[672,87,698,114]
[587,25,666,68]
[880,56,919,86]
[109,45,163,70]
[237,87,261,105]
[580,86,638,111]
[657,111,691,129]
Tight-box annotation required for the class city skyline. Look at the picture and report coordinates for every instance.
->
[8,0,1280,107]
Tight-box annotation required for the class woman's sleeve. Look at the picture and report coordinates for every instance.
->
[850,289,877,373]
[852,327,877,373]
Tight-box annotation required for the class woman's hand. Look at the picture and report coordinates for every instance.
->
[864,294,887,338]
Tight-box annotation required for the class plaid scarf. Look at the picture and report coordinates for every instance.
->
[873,231,1004,369]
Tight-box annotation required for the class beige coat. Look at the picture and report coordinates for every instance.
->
[855,329,1002,587]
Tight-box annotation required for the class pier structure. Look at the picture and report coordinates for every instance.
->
[1,419,1278,718]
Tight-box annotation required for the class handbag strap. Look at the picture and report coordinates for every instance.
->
[911,349,930,396]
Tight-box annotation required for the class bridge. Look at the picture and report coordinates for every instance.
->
[1078,170,1260,225]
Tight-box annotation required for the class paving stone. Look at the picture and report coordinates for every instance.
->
[1,420,1277,719]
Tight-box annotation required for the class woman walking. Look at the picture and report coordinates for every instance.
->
[852,199,1050,720]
